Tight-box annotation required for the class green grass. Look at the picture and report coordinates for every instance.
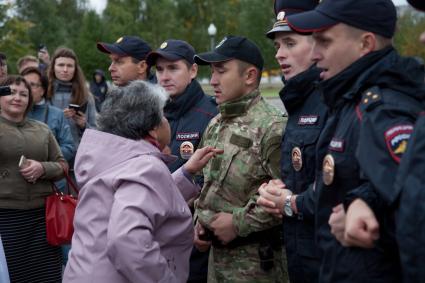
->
[260,86,280,97]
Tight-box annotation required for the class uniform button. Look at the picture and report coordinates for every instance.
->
[0,169,9,179]
[366,92,373,96]
[364,98,369,104]
[372,94,379,99]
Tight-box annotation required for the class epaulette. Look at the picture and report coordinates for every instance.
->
[359,87,383,112]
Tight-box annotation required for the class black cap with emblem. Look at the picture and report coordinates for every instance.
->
[194,35,264,70]
[286,0,397,38]
[146,39,196,66]
[97,36,152,61]
[266,0,320,39]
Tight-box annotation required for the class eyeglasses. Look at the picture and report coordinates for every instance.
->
[29,82,42,89]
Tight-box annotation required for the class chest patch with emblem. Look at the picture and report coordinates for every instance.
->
[176,132,200,141]
[180,141,194,160]
[298,115,319,126]
[329,138,345,152]
[322,154,335,186]
[291,147,303,171]
[385,124,413,163]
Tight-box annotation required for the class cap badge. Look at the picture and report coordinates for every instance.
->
[322,154,335,186]
[116,37,123,43]
[160,42,168,49]
[277,11,286,21]
[180,141,194,160]
[291,147,302,171]
[216,37,227,49]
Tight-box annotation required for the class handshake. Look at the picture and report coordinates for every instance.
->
[0,86,11,96]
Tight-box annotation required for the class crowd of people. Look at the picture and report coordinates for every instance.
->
[0,0,425,282]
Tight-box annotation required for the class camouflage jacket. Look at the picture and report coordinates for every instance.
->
[195,90,287,237]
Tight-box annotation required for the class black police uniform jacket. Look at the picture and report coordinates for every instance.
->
[315,47,425,283]
[164,79,217,282]
[280,65,327,283]
[395,111,425,283]
[165,79,217,173]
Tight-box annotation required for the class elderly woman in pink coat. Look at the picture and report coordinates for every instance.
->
[63,81,221,283]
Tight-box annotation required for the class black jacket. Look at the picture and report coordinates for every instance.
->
[315,47,424,283]
[395,111,425,283]
[280,65,327,283]
[165,79,217,173]
[164,79,217,282]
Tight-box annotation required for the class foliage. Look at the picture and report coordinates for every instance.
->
[394,11,425,60]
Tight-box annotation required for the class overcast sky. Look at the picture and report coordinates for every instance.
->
[88,0,409,14]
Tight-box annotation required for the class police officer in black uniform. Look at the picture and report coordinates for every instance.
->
[286,0,425,282]
[146,39,217,283]
[395,1,425,282]
[257,0,326,282]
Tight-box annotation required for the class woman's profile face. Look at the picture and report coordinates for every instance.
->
[0,82,30,121]
[155,117,171,150]
[54,56,76,82]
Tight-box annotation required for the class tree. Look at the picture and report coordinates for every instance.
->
[394,11,425,61]
[0,2,33,74]
[74,10,110,78]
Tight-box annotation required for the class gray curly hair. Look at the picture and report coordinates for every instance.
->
[97,80,169,140]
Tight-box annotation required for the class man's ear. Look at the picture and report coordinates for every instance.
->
[137,60,149,76]
[245,66,259,86]
[359,32,377,56]
[189,63,198,80]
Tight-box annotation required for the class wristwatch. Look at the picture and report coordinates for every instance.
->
[283,194,294,217]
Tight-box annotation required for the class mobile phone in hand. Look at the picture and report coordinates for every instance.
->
[68,104,80,111]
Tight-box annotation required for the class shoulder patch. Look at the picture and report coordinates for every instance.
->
[385,124,414,163]
[360,87,383,112]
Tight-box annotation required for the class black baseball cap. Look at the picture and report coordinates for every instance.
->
[408,0,425,11]
[194,36,264,70]
[146,39,196,66]
[267,0,319,38]
[286,0,397,38]
[97,36,152,61]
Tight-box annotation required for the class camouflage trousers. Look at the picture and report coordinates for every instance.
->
[207,243,289,283]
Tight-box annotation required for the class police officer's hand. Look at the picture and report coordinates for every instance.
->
[344,199,380,249]
[329,204,349,246]
[257,180,289,218]
[184,146,224,174]
[210,212,237,245]
[194,222,211,252]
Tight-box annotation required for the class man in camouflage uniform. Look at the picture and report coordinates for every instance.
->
[193,35,288,283]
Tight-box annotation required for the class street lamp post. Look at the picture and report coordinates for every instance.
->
[208,23,217,51]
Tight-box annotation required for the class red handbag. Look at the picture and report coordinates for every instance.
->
[45,168,79,246]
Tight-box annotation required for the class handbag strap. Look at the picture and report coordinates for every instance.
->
[59,162,79,196]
